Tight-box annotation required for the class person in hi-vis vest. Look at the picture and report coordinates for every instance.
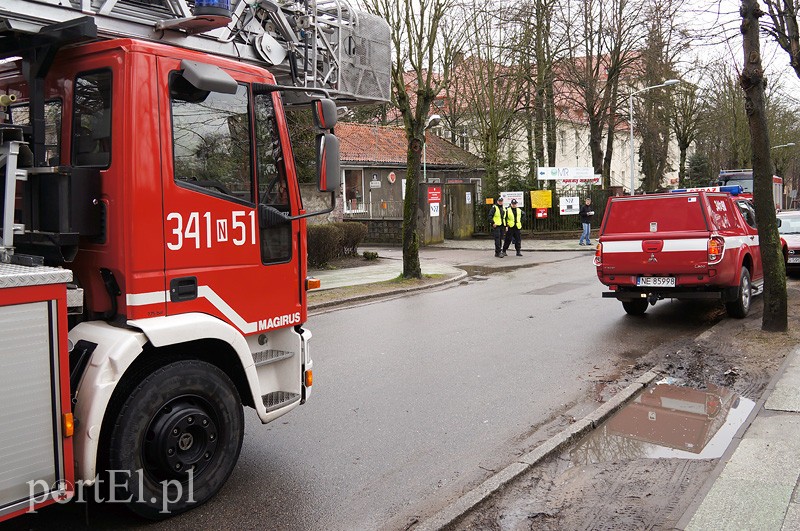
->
[502,198,524,256]
[489,197,506,257]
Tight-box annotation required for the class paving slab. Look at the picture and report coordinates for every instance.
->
[686,481,793,531]
[765,352,800,411]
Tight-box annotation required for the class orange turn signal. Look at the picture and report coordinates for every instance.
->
[306,277,321,290]
[304,369,313,387]
[63,413,74,437]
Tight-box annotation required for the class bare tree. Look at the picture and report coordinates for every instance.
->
[365,0,462,278]
[740,0,787,331]
[762,0,800,80]
[635,0,686,191]
[453,2,527,199]
[558,0,644,188]
[670,82,702,186]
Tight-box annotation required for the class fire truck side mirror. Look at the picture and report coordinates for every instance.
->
[180,59,237,94]
[317,132,340,193]
[312,98,338,130]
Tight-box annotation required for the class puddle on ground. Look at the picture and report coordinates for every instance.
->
[461,264,536,277]
[568,380,755,464]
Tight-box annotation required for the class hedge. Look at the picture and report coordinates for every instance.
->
[334,221,368,257]
[307,224,344,267]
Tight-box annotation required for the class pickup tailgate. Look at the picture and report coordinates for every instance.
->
[599,194,711,277]
[600,232,711,275]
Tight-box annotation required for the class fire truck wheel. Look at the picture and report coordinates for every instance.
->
[622,298,648,315]
[103,359,244,519]
[726,267,752,318]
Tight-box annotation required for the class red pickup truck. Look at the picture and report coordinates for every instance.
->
[594,191,763,317]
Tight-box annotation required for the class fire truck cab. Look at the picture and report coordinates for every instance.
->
[0,0,389,522]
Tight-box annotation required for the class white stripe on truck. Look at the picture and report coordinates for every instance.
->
[602,236,757,253]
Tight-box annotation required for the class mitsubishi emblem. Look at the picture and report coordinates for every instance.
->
[648,253,658,263]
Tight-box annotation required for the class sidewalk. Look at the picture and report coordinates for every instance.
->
[681,345,800,530]
[310,238,592,291]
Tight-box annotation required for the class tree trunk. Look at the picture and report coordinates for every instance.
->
[740,0,787,331]
[678,143,688,187]
[402,136,423,278]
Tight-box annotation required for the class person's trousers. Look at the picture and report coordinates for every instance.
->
[580,222,591,244]
[503,227,521,252]
[493,226,505,254]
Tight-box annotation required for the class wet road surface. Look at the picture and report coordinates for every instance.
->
[4,250,729,530]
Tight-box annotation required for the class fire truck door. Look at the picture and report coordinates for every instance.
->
[159,58,301,334]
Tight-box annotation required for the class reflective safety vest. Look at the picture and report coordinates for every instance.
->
[505,206,522,229]
[492,204,505,226]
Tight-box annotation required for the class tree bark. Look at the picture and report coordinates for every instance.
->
[402,136,423,278]
[740,0,788,331]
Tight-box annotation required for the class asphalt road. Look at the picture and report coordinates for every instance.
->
[4,250,727,530]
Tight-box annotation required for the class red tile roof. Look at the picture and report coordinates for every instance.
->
[337,122,481,168]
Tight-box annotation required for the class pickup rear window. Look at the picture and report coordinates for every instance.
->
[603,195,709,234]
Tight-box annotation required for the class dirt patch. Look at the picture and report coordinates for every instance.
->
[451,286,800,531]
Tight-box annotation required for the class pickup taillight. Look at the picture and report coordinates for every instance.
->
[593,243,602,266]
[708,236,724,264]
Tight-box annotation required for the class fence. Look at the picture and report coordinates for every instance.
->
[475,189,614,234]
[343,200,404,220]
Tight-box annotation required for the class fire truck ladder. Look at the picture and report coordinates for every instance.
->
[0,0,391,104]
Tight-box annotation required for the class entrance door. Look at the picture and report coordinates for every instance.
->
[444,182,476,239]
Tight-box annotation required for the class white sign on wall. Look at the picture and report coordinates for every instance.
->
[466,191,472,205]
[538,167,600,185]
[500,191,525,207]
[430,203,440,217]
[559,196,580,214]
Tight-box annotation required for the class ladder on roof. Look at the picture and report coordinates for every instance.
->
[0,0,391,104]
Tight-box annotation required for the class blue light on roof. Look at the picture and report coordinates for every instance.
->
[670,185,743,195]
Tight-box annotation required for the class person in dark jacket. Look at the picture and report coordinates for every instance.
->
[502,198,524,256]
[579,197,594,245]
[489,197,506,257]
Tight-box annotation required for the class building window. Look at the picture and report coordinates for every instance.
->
[560,130,566,155]
[345,169,365,212]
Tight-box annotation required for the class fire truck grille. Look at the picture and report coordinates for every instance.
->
[252,349,294,366]
[262,391,300,413]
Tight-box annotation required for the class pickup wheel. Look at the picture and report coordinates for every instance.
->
[103,360,244,519]
[726,267,752,318]
[622,298,649,315]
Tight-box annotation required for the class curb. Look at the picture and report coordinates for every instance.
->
[414,369,662,531]
[308,270,468,311]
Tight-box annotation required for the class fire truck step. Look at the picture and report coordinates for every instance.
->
[252,349,295,366]
[262,391,301,413]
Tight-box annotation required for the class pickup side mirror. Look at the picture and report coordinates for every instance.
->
[777,218,782,228]
[317,132,340,193]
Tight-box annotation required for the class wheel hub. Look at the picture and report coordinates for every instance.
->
[144,397,219,480]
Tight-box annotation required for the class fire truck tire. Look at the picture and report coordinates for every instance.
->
[103,359,244,519]
[622,298,648,315]
[726,267,752,318]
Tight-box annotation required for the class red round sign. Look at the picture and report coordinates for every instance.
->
[387,171,396,184]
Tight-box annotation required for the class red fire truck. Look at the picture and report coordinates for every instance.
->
[719,169,783,210]
[0,0,389,521]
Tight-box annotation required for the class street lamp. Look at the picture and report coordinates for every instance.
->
[423,114,441,183]
[629,79,679,195]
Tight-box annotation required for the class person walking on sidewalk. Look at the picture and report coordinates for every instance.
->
[490,197,506,257]
[502,198,524,256]
[579,197,594,245]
